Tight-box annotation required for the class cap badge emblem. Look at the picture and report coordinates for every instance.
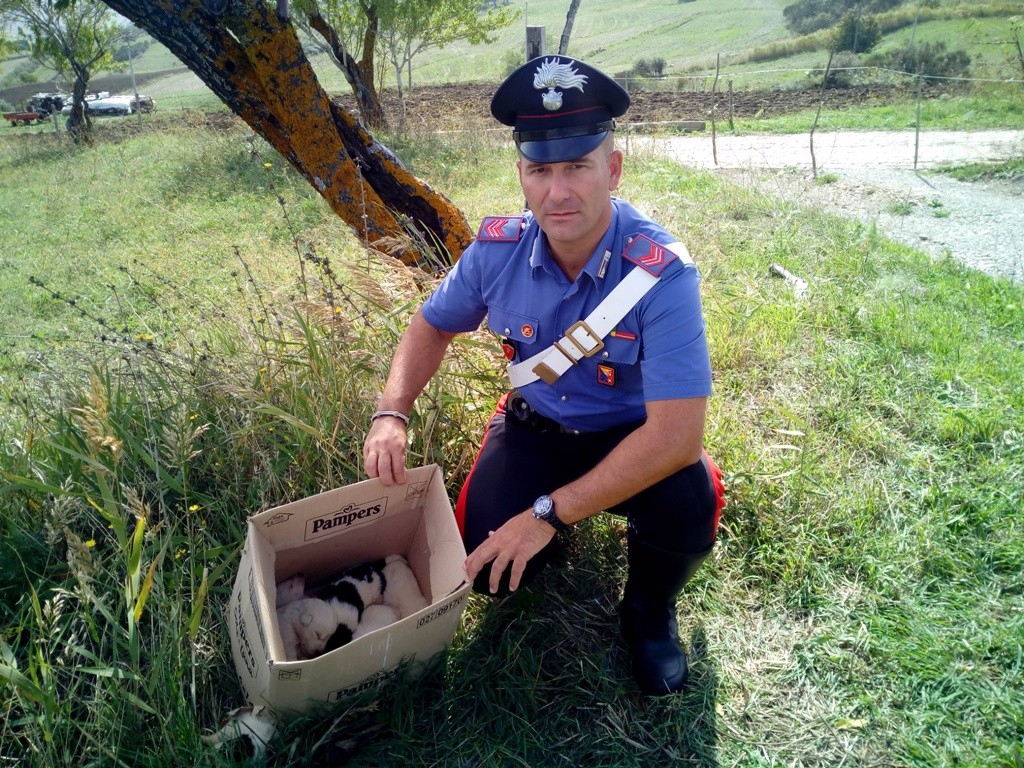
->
[533,58,588,112]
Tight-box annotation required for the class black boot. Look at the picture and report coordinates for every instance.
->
[620,536,713,696]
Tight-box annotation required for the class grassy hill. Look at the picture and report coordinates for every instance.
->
[2,0,1022,112]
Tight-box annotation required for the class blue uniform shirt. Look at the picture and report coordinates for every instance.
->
[422,198,711,431]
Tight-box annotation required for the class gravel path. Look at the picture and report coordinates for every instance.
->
[636,130,1024,283]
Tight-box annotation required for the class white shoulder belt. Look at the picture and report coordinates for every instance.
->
[507,241,692,389]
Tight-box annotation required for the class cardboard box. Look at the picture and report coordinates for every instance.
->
[228,464,471,716]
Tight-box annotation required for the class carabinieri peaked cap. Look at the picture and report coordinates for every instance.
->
[491,55,630,163]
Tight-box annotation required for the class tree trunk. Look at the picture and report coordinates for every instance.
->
[307,10,388,131]
[558,0,582,56]
[99,0,472,268]
[66,72,93,145]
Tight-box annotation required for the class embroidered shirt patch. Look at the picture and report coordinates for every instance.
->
[623,234,675,276]
[597,364,616,387]
[477,216,525,242]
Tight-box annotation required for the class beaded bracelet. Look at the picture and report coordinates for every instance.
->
[371,409,410,425]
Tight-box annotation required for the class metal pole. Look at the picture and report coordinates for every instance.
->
[128,41,143,126]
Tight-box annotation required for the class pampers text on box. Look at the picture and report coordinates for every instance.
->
[304,497,387,540]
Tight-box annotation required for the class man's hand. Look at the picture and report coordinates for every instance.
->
[363,416,408,486]
[464,510,556,594]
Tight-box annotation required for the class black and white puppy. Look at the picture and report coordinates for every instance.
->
[315,559,387,652]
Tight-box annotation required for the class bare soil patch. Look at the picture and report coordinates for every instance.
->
[349,82,929,133]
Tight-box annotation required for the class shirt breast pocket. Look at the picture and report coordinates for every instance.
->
[598,334,641,366]
[487,307,541,349]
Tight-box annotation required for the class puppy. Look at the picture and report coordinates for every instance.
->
[275,573,306,607]
[353,603,401,639]
[314,559,387,652]
[321,596,361,653]
[326,559,387,608]
[202,706,278,758]
[382,554,428,618]
[276,597,337,661]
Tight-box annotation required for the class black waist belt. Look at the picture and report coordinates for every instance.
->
[505,392,584,435]
[504,392,646,436]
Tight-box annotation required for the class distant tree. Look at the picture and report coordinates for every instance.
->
[783,0,902,36]
[632,57,666,78]
[868,40,972,82]
[811,50,860,88]
[292,0,388,130]
[379,0,517,125]
[294,0,514,132]
[558,0,581,55]
[829,12,881,54]
[0,0,124,143]
[633,58,652,76]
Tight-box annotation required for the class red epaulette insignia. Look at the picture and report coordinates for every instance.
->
[477,216,525,242]
[623,234,673,276]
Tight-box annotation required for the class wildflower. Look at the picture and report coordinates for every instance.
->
[135,333,154,342]
[85,539,96,548]
[264,162,273,169]
[189,504,200,512]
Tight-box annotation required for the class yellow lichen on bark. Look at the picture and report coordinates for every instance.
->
[233,11,405,248]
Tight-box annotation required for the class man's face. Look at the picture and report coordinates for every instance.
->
[517,142,623,257]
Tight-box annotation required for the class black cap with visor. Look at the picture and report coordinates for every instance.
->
[490,56,630,163]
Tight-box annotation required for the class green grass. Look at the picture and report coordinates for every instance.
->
[1,113,1023,766]
[727,83,1024,134]
[937,155,1024,181]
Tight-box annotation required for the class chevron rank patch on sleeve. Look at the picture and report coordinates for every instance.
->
[622,234,679,276]
[477,216,525,242]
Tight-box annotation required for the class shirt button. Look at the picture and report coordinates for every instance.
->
[602,351,609,359]
[504,328,511,334]
[560,396,568,403]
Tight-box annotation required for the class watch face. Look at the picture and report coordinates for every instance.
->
[534,496,553,516]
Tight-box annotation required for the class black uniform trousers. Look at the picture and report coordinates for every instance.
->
[454,393,722,596]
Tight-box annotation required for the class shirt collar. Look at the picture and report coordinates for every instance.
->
[528,202,620,284]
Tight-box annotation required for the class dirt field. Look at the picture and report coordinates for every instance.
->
[357,82,928,132]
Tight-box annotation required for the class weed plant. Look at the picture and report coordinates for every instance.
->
[1,116,1023,766]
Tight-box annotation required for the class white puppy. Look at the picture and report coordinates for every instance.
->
[275,573,306,607]
[276,597,337,661]
[382,554,429,618]
[202,706,278,757]
[353,603,401,639]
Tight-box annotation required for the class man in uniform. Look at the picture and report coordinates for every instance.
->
[363,55,724,696]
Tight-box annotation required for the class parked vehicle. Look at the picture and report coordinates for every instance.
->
[26,93,68,115]
[60,92,156,117]
[3,109,50,127]
[3,92,68,126]
[131,95,156,113]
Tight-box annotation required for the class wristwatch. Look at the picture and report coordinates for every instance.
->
[532,495,568,532]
